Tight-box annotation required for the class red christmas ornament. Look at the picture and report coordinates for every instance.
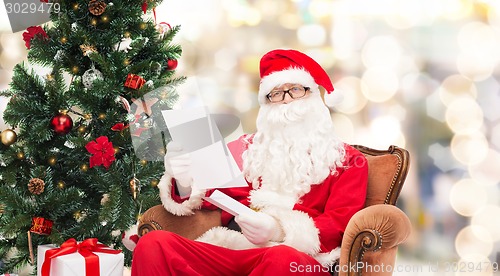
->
[166,59,178,70]
[124,74,146,90]
[50,112,73,135]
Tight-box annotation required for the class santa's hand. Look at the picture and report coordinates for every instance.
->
[164,142,193,195]
[235,212,284,245]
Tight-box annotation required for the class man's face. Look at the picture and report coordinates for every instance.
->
[266,83,311,104]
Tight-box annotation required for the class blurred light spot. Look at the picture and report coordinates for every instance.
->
[384,0,440,29]
[438,75,477,107]
[458,22,499,57]
[0,33,25,69]
[450,133,489,165]
[369,116,405,148]
[214,49,237,71]
[475,77,500,122]
[232,75,254,113]
[331,113,354,143]
[309,0,334,18]
[332,77,367,114]
[455,226,493,261]
[456,52,495,81]
[426,92,446,122]
[445,97,483,134]
[471,205,500,242]
[401,73,439,103]
[456,22,499,81]
[449,179,487,217]
[441,0,474,20]
[331,15,367,61]
[468,149,500,186]
[361,36,401,69]
[297,24,327,47]
[428,143,459,172]
[361,68,399,102]
[278,13,302,29]
[457,257,495,275]
[226,4,261,26]
[491,124,500,149]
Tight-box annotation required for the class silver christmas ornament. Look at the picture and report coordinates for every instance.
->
[82,66,104,89]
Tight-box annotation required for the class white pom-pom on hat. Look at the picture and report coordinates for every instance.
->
[324,88,344,107]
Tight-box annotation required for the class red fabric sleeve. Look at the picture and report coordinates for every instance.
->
[311,146,368,251]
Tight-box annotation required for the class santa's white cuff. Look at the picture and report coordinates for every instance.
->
[157,173,204,216]
[261,207,321,255]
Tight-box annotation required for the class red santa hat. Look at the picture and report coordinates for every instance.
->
[258,49,342,106]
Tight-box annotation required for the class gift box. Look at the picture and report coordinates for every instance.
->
[124,74,146,90]
[37,238,123,276]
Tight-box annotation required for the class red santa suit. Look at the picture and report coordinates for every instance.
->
[132,134,368,275]
[132,49,368,275]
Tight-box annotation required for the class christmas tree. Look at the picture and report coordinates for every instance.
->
[0,0,182,272]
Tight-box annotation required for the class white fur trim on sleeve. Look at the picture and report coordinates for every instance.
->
[157,173,205,216]
[258,68,318,105]
[262,208,321,256]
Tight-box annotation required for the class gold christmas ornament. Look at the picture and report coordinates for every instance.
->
[28,178,45,195]
[129,177,140,200]
[139,160,147,166]
[80,44,97,56]
[151,179,159,187]
[98,113,106,120]
[1,129,17,146]
[17,152,25,159]
[88,0,107,16]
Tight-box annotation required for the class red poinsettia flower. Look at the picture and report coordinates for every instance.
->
[111,122,129,131]
[85,136,116,169]
[23,26,48,49]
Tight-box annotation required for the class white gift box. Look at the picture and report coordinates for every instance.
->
[37,243,124,276]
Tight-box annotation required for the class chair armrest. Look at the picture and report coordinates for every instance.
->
[138,205,222,240]
[339,204,411,276]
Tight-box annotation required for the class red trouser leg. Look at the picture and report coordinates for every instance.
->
[131,230,331,276]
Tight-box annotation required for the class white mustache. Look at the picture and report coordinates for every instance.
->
[265,100,310,125]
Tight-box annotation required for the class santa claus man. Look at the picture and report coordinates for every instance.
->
[131,49,368,275]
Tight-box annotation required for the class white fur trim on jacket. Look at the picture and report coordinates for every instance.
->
[258,68,318,105]
[249,189,296,209]
[157,173,205,216]
[195,212,340,266]
[314,248,341,267]
[196,227,260,250]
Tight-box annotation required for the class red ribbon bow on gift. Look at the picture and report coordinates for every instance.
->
[41,238,121,276]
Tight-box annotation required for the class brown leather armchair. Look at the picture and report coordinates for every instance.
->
[137,145,412,276]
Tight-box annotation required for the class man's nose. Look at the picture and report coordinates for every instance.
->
[282,92,294,104]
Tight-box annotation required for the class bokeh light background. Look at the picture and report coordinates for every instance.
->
[1,0,500,275]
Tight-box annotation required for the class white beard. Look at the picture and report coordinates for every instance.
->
[242,93,346,200]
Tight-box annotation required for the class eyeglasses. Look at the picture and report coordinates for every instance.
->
[266,86,310,103]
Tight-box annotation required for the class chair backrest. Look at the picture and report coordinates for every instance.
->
[351,145,410,207]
